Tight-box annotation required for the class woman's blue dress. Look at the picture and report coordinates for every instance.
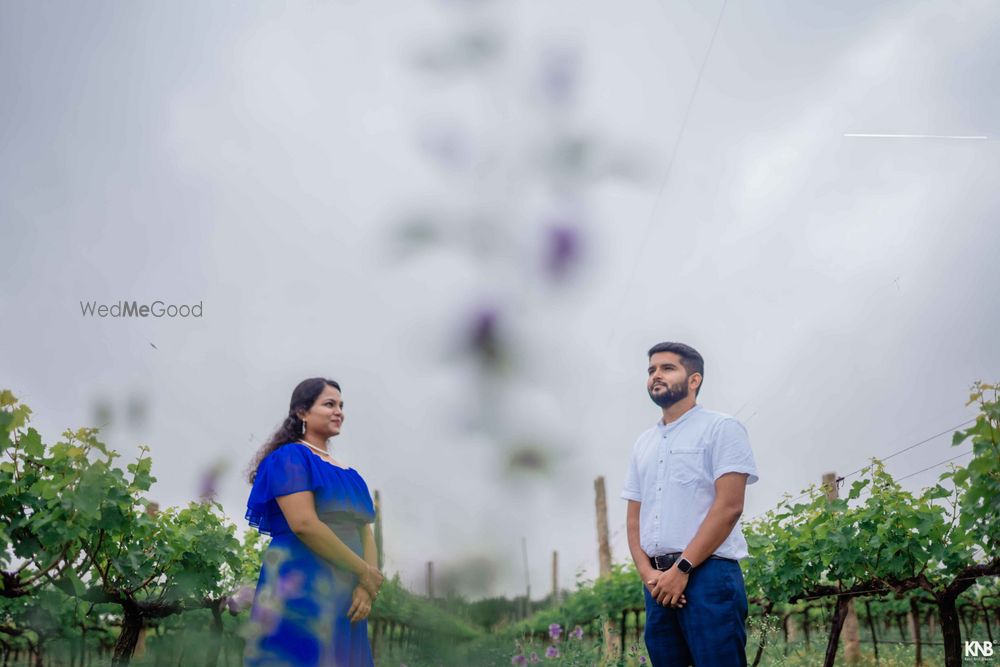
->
[244,443,376,667]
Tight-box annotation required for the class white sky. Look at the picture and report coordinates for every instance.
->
[2,0,998,598]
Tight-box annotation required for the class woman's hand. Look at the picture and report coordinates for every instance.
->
[359,563,384,597]
[348,586,373,623]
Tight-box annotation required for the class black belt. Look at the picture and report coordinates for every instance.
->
[649,552,737,571]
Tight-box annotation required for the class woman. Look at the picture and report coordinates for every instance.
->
[244,378,383,666]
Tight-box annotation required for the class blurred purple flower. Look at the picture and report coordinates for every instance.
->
[511,655,527,666]
[278,571,305,599]
[545,224,581,280]
[252,603,281,636]
[529,652,540,664]
[548,623,562,641]
[226,584,256,614]
[198,474,217,502]
[198,463,225,503]
[639,656,647,665]
[468,306,503,366]
[545,645,560,659]
[570,625,584,640]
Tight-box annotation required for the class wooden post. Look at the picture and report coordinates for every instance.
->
[552,551,559,606]
[594,476,616,660]
[823,472,861,663]
[786,613,798,645]
[522,537,531,619]
[426,561,434,599]
[374,490,384,570]
[909,598,923,666]
[594,477,611,576]
[133,627,146,660]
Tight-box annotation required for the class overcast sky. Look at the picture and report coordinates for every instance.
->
[2,0,998,599]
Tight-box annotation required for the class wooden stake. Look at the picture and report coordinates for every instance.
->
[786,613,798,644]
[522,537,531,619]
[909,598,923,666]
[594,476,616,660]
[374,490,384,570]
[594,477,611,576]
[426,561,434,599]
[552,551,559,606]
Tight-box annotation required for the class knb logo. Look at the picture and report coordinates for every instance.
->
[965,640,994,657]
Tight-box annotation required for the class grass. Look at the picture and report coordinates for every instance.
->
[372,626,965,666]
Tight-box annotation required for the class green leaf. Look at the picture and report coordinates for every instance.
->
[21,428,44,457]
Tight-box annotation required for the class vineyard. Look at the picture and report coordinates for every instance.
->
[475,383,1000,667]
[1,383,997,666]
[0,390,478,666]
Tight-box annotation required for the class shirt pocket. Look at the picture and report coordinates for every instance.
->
[668,447,706,485]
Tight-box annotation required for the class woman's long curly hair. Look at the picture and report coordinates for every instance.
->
[247,377,341,483]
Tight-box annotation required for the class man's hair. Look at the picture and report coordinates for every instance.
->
[647,342,704,396]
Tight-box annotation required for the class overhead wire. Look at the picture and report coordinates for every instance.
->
[746,418,978,521]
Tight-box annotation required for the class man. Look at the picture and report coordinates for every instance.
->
[622,342,759,666]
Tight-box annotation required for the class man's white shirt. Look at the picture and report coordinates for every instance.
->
[621,404,759,560]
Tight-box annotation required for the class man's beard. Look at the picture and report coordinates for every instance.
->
[648,379,689,408]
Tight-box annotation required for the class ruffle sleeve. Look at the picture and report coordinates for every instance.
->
[245,443,376,536]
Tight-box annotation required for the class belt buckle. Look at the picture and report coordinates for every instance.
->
[652,554,678,571]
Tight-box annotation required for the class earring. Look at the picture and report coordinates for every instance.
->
[301,420,306,435]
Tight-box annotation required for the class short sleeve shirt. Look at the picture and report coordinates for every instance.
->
[621,405,759,560]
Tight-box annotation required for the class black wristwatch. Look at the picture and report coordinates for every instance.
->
[676,557,694,574]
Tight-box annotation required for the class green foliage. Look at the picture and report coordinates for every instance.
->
[1,391,149,597]
[3,382,998,666]
[743,459,975,605]
[95,500,243,605]
[744,382,999,608]
[941,382,1000,555]
[497,563,642,639]
[0,391,254,664]
[490,381,1000,667]
[371,574,480,641]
